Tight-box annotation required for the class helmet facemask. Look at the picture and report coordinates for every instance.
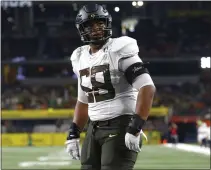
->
[76,16,112,45]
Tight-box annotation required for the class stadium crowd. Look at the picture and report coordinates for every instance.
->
[2,81,210,117]
[1,85,77,110]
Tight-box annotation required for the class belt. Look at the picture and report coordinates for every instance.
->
[91,115,132,127]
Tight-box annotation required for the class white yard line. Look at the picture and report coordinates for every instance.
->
[19,161,71,167]
[163,143,210,156]
[37,148,70,161]
[18,148,73,167]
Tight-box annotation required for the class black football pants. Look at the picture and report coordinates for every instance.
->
[81,115,138,170]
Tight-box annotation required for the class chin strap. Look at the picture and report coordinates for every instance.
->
[90,38,108,46]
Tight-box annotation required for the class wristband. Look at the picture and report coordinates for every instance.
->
[67,122,81,140]
[127,114,146,135]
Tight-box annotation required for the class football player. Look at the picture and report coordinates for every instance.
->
[197,120,209,147]
[65,4,155,170]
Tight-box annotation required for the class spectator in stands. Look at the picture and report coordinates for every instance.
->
[4,120,16,133]
[169,123,179,144]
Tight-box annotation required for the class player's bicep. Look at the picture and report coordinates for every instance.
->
[77,78,88,104]
[119,55,154,90]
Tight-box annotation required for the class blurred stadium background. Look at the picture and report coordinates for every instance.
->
[1,1,211,169]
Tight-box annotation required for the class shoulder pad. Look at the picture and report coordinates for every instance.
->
[111,36,139,57]
[70,45,88,74]
[70,46,84,62]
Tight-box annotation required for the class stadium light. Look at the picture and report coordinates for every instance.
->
[114,7,120,12]
[132,1,137,6]
[137,1,144,7]
[129,26,135,32]
[201,57,211,69]
[7,17,14,23]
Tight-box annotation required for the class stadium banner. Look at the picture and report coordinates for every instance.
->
[150,107,169,116]
[1,109,75,119]
[1,133,29,146]
[1,131,160,146]
[52,132,86,145]
[2,107,168,119]
[30,133,53,146]
[52,133,67,146]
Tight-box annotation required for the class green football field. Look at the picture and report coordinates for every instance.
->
[2,144,210,169]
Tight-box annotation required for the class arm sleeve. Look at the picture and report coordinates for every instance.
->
[118,54,142,72]
[119,55,155,90]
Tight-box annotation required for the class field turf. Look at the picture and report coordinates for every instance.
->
[2,144,210,169]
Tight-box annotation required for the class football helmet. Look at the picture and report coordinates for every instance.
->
[75,4,112,45]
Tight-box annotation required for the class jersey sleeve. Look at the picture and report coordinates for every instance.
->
[70,47,81,76]
[110,36,154,89]
[77,77,88,104]
[70,48,88,104]
[118,54,143,72]
[111,36,139,60]
[110,36,140,72]
[119,54,154,90]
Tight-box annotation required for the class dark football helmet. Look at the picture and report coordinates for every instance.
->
[75,4,112,45]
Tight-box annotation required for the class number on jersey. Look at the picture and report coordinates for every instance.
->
[79,64,115,103]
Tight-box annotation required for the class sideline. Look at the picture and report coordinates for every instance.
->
[163,143,210,156]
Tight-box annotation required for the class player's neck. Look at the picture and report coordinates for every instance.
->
[89,44,103,54]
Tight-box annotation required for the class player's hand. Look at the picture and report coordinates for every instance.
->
[125,132,141,152]
[65,139,80,160]
[65,122,81,160]
[125,130,147,153]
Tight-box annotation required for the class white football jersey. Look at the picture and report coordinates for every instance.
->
[197,123,209,140]
[71,36,145,121]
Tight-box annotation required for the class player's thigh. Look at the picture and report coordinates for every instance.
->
[81,123,101,170]
[101,128,138,170]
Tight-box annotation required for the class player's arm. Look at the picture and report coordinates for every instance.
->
[119,54,155,152]
[65,48,89,160]
[116,36,155,136]
[134,84,155,126]
[73,100,88,130]
[120,55,156,136]
[65,76,89,160]
[133,74,155,129]
[67,78,89,140]
[67,48,89,137]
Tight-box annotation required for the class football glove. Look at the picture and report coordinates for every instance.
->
[125,130,147,153]
[125,114,147,152]
[65,139,80,160]
[65,122,81,160]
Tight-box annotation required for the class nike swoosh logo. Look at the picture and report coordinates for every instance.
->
[109,134,118,138]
